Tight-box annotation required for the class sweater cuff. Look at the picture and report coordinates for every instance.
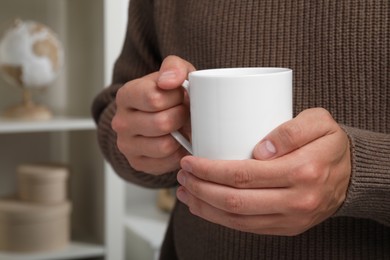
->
[334,125,390,226]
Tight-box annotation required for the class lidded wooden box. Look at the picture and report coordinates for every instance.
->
[0,200,71,252]
[17,163,69,204]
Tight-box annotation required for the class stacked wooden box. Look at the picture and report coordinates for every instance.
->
[0,163,71,252]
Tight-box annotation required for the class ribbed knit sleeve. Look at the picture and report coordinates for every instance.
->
[335,126,390,226]
[91,0,178,188]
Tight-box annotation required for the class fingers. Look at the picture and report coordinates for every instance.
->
[180,156,291,189]
[177,185,312,236]
[116,72,184,112]
[176,176,314,236]
[177,170,287,215]
[112,99,189,138]
[175,106,351,235]
[253,108,338,160]
[128,151,187,175]
[116,54,197,112]
[176,186,285,233]
[176,185,311,236]
[158,55,196,90]
[112,55,196,175]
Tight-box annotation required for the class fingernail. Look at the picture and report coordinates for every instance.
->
[176,187,188,204]
[177,171,186,185]
[159,70,177,82]
[256,140,276,159]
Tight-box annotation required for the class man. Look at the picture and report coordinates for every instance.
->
[92,0,390,259]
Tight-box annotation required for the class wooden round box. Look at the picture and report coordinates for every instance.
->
[0,200,71,252]
[17,163,69,204]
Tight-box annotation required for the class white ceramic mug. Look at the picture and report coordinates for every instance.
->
[171,67,293,160]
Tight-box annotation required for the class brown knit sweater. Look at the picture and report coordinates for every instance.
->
[92,0,390,259]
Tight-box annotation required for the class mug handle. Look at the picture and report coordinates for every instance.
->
[170,80,193,154]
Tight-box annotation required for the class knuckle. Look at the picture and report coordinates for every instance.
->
[233,168,252,187]
[188,205,198,216]
[127,157,144,172]
[316,107,333,121]
[196,163,212,181]
[115,86,126,105]
[165,54,180,62]
[187,197,202,216]
[227,215,249,231]
[277,122,302,148]
[313,108,336,128]
[291,162,322,185]
[291,192,321,214]
[320,110,336,129]
[224,193,244,213]
[144,90,164,110]
[116,82,134,106]
[156,136,179,156]
[153,113,174,133]
[111,114,124,133]
[187,179,201,196]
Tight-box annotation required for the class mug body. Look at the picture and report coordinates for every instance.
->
[188,67,292,160]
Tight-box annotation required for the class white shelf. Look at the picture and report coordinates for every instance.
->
[0,116,95,134]
[123,184,171,260]
[125,215,168,251]
[125,203,169,260]
[125,203,169,246]
[0,242,105,260]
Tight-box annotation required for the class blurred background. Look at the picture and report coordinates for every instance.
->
[0,1,168,259]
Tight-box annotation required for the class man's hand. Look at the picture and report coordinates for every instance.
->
[112,55,195,175]
[176,108,351,236]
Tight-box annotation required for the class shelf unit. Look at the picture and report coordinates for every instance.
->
[0,0,169,259]
[0,0,125,259]
[0,117,95,133]
[0,116,105,260]
[0,242,105,260]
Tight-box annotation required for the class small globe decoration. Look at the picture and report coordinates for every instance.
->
[0,19,64,120]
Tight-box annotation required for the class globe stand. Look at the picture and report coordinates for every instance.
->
[2,89,52,121]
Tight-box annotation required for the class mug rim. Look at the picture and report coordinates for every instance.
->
[189,67,292,78]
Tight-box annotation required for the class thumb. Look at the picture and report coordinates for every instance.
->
[158,55,196,90]
[253,108,337,160]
